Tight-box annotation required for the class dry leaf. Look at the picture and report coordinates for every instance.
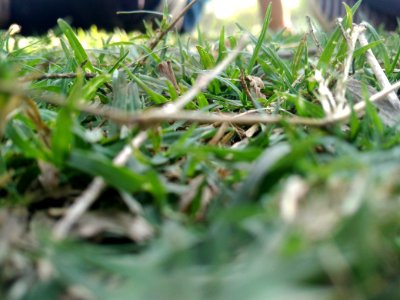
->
[0,171,13,189]
[0,94,22,136]
[126,216,155,242]
[180,175,204,212]
[246,75,266,99]
[158,61,181,94]
[38,160,60,191]
[195,185,216,221]
[24,98,51,145]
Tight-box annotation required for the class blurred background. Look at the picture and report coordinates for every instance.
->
[200,0,308,34]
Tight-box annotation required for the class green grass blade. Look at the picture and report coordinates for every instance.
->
[57,19,95,73]
[247,3,271,73]
[217,26,227,63]
[130,74,168,104]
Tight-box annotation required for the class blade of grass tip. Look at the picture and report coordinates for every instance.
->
[317,1,362,72]
[317,26,341,72]
[197,25,204,47]
[389,45,400,75]
[81,74,111,101]
[60,38,78,70]
[6,121,48,161]
[108,50,130,74]
[53,38,248,240]
[129,73,168,104]
[247,3,271,73]
[240,25,293,83]
[362,22,391,72]
[334,3,357,61]
[137,44,163,64]
[291,34,307,78]
[161,0,170,28]
[167,35,249,112]
[196,45,215,69]
[57,19,95,73]
[51,73,84,166]
[364,90,384,135]
[217,26,227,63]
[352,40,384,59]
[177,35,187,78]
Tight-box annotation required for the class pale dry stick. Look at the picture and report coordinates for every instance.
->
[358,27,400,106]
[277,48,318,59]
[334,24,365,111]
[208,122,229,145]
[168,79,400,126]
[339,24,362,85]
[13,77,399,131]
[114,80,400,126]
[239,70,257,109]
[59,79,400,127]
[52,37,248,240]
[333,80,400,122]
[8,75,400,131]
[314,70,336,115]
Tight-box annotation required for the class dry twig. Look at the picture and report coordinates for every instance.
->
[239,70,256,108]
[19,73,96,82]
[334,24,365,111]
[358,27,400,106]
[3,75,400,131]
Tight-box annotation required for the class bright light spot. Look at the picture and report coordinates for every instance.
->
[283,0,301,9]
[206,0,257,20]
[206,0,301,20]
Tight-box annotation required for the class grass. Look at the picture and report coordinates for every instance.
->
[2,2,400,299]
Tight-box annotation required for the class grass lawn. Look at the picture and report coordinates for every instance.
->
[1,2,400,299]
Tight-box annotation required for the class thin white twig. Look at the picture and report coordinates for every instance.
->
[125,79,400,126]
[314,70,336,115]
[335,24,365,112]
[358,27,400,106]
[334,80,400,121]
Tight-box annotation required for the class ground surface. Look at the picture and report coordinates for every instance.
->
[1,4,400,300]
